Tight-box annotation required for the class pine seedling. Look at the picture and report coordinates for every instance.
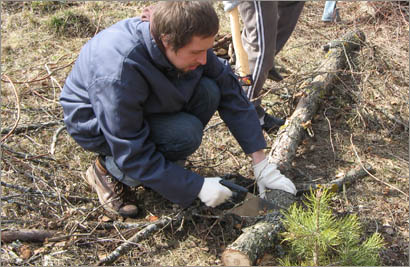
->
[279,188,384,266]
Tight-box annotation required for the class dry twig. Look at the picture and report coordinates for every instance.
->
[50,125,67,155]
[0,181,95,203]
[1,60,75,85]
[1,120,63,135]
[1,75,21,143]
[323,108,336,162]
[350,134,409,198]
[97,215,179,265]
[294,163,374,193]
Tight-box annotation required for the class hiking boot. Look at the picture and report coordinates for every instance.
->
[85,157,139,218]
[261,113,285,133]
[267,68,284,82]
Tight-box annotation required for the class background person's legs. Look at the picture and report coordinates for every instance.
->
[238,0,277,111]
[276,1,305,54]
[238,1,304,132]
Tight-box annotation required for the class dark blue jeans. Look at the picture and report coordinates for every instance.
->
[146,77,220,160]
[105,77,221,184]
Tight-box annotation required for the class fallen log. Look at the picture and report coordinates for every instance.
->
[270,29,366,168]
[221,191,295,266]
[1,229,56,243]
[221,29,366,266]
[221,211,285,266]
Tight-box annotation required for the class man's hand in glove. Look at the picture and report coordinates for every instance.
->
[253,158,297,198]
[198,177,233,207]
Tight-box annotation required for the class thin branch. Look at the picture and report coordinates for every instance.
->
[50,125,67,155]
[83,221,152,230]
[226,150,240,167]
[1,143,55,162]
[94,14,103,36]
[294,164,374,193]
[0,181,96,202]
[350,134,409,198]
[1,181,34,193]
[1,75,21,143]
[2,199,36,210]
[324,108,336,162]
[1,120,63,135]
[97,215,178,265]
[1,60,75,85]
[1,219,26,225]
[44,63,63,103]
[366,101,409,131]
[204,121,224,132]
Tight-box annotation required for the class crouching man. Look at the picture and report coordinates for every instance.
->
[60,1,296,218]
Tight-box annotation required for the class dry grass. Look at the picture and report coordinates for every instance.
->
[1,1,408,266]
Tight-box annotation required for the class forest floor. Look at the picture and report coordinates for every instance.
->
[1,1,409,266]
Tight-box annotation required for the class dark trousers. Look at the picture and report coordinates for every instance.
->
[146,77,220,160]
[104,77,221,184]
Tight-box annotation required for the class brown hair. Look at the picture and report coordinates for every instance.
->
[150,1,219,52]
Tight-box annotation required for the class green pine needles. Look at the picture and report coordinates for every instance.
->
[279,188,384,266]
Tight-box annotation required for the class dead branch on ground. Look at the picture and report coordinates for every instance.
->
[294,163,374,193]
[1,120,63,135]
[1,229,56,243]
[1,75,21,143]
[350,134,409,198]
[96,213,183,265]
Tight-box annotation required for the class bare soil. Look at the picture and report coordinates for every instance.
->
[1,1,408,266]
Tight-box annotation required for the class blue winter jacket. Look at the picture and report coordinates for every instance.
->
[60,17,266,207]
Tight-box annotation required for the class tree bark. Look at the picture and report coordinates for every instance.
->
[221,211,285,266]
[222,29,366,266]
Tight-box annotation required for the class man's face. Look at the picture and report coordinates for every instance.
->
[162,35,215,73]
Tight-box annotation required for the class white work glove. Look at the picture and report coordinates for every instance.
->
[253,158,297,198]
[223,0,241,12]
[198,177,233,208]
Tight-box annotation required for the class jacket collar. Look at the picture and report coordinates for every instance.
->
[140,22,183,77]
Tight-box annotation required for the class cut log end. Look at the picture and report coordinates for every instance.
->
[221,249,251,266]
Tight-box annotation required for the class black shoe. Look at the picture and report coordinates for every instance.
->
[267,68,284,82]
[261,113,285,133]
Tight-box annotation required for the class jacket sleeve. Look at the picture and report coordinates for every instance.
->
[87,74,204,208]
[203,50,267,154]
